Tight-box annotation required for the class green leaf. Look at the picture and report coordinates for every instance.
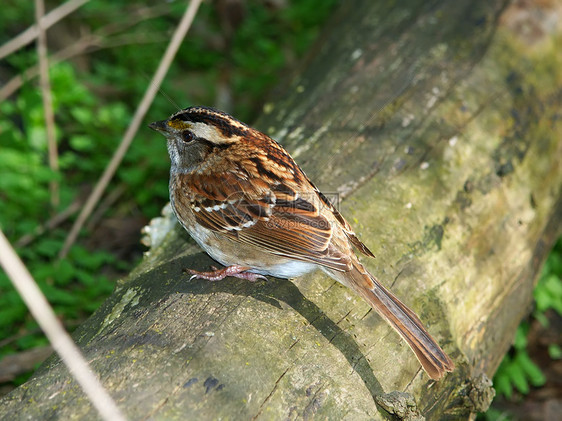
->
[28,126,47,150]
[99,103,128,128]
[544,275,562,315]
[41,284,75,305]
[70,107,93,125]
[75,269,96,287]
[547,252,562,276]
[482,407,511,421]
[33,264,56,283]
[534,274,562,315]
[0,304,27,329]
[508,361,529,395]
[35,238,62,258]
[58,151,78,169]
[70,134,94,152]
[544,274,562,295]
[514,351,546,387]
[513,324,528,350]
[120,166,145,186]
[532,311,549,327]
[493,372,513,399]
[533,286,551,312]
[53,260,76,286]
[548,344,562,359]
[16,333,48,351]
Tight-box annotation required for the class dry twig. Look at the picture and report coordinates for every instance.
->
[0,0,90,60]
[15,198,82,247]
[0,5,167,101]
[86,183,128,230]
[0,346,53,383]
[35,0,59,208]
[0,230,126,421]
[0,30,167,102]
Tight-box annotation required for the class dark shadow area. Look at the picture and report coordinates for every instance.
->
[93,252,385,402]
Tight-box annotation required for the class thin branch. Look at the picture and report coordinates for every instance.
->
[0,5,169,102]
[86,183,127,230]
[15,198,82,247]
[35,0,59,208]
[0,33,152,101]
[0,32,168,102]
[0,0,90,60]
[0,230,126,421]
[59,0,204,258]
[0,346,53,383]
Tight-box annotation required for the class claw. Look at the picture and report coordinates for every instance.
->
[185,264,267,282]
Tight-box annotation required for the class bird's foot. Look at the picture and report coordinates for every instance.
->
[184,264,267,282]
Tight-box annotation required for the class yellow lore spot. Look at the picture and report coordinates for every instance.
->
[167,120,193,130]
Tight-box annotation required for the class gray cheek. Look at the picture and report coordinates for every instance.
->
[168,140,207,173]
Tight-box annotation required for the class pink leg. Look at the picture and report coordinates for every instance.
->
[184,265,267,282]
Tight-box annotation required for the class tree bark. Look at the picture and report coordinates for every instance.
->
[3,0,562,419]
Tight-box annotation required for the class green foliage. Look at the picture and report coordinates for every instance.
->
[493,326,546,399]
[479,408,511,421]
[491,238,562,399]
[548,344,562,359]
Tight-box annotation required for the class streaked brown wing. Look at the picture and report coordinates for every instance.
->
[187,172,350,272]
[309,180,375,259]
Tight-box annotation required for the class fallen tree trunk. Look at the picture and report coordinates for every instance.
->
[2,0,562,419]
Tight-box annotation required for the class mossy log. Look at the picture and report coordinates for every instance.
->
[2,0,562,419]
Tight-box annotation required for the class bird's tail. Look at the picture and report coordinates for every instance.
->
[329,260,454,380]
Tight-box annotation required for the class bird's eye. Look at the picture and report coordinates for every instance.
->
[181,131,195,143]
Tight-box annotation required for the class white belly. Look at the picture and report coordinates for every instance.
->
[183,219,317,279]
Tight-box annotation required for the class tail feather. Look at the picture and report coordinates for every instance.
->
[332,261,455,380]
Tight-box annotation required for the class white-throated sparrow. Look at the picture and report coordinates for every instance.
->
[150,106,455,380]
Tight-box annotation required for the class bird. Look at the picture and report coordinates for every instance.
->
[149,106,455,380]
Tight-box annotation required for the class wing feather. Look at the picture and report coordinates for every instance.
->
[184,166,351,271]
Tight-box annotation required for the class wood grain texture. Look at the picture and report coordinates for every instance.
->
[2,0,562,419]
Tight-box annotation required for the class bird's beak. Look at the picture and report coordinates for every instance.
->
[149,120,168,132]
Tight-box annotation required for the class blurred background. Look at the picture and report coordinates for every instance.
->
[0,1,560,419]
